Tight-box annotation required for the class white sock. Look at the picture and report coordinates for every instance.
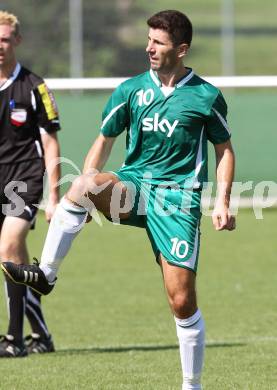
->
[175,309,205,390]
[39,197,88,282]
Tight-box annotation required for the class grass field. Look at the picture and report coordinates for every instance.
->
[0,209,276,389]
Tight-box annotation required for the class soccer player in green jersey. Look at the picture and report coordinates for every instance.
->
[2,10,235,389]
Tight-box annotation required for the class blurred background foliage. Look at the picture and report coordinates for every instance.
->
[1,0,277,77]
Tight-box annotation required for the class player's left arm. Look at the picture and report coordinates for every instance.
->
[212,139,236,231]
[41,131,61,222]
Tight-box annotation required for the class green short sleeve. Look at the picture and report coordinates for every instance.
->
[101,84,129,137]
[206,91,231,144]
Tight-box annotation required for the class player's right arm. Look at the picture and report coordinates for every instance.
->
[83,83,128,174]
[83,134,115,174]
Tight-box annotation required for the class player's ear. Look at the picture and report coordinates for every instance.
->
[178,43,189,58]
[14,33,22,47]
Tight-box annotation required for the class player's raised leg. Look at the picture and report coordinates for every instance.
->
[38,171,129,283]
[160,256,205,390]
[1,170,130,295]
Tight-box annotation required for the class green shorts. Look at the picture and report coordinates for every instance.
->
[109,170,202,273]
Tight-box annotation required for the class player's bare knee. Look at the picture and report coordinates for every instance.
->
[67,175,93,207]
[69,175,88,196]
[169,292,196,318]
[67,173,115,213]
[92,173,108,187]
[170,293,188,312]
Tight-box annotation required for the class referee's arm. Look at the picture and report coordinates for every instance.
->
[41,131,61,222]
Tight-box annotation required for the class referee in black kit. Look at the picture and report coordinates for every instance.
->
[0,10,61,357]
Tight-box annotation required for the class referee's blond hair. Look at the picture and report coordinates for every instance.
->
[0,10,20,36]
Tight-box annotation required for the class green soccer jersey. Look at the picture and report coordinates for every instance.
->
[101,68,231,189]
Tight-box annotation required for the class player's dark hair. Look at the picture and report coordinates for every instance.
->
[147,10,193,47]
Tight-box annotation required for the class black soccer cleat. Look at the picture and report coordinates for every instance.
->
[0,334,28,358]
[25,333,55,354]
[1,259,56,296]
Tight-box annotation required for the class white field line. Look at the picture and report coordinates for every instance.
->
[60,336,277,351]
[206,336,277,345]
[45,76,277,90]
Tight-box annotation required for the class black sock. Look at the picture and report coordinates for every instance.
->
[25,288,50,338]
[4,278,26,343]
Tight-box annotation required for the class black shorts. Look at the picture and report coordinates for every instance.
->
[0,159,45,227]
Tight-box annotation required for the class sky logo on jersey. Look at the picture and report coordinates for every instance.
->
[142,113,179,137]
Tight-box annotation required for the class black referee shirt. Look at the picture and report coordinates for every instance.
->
[0,63,61,164]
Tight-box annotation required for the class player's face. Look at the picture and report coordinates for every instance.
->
[146,28,184,72]
[0,24,21,68]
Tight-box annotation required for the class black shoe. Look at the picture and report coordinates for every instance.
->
[0,334,28,358]
[25,333,55,354]
[1,259,56,296]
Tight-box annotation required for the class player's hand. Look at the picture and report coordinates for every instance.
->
[212,203,236,231]
[44,200,58,223]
